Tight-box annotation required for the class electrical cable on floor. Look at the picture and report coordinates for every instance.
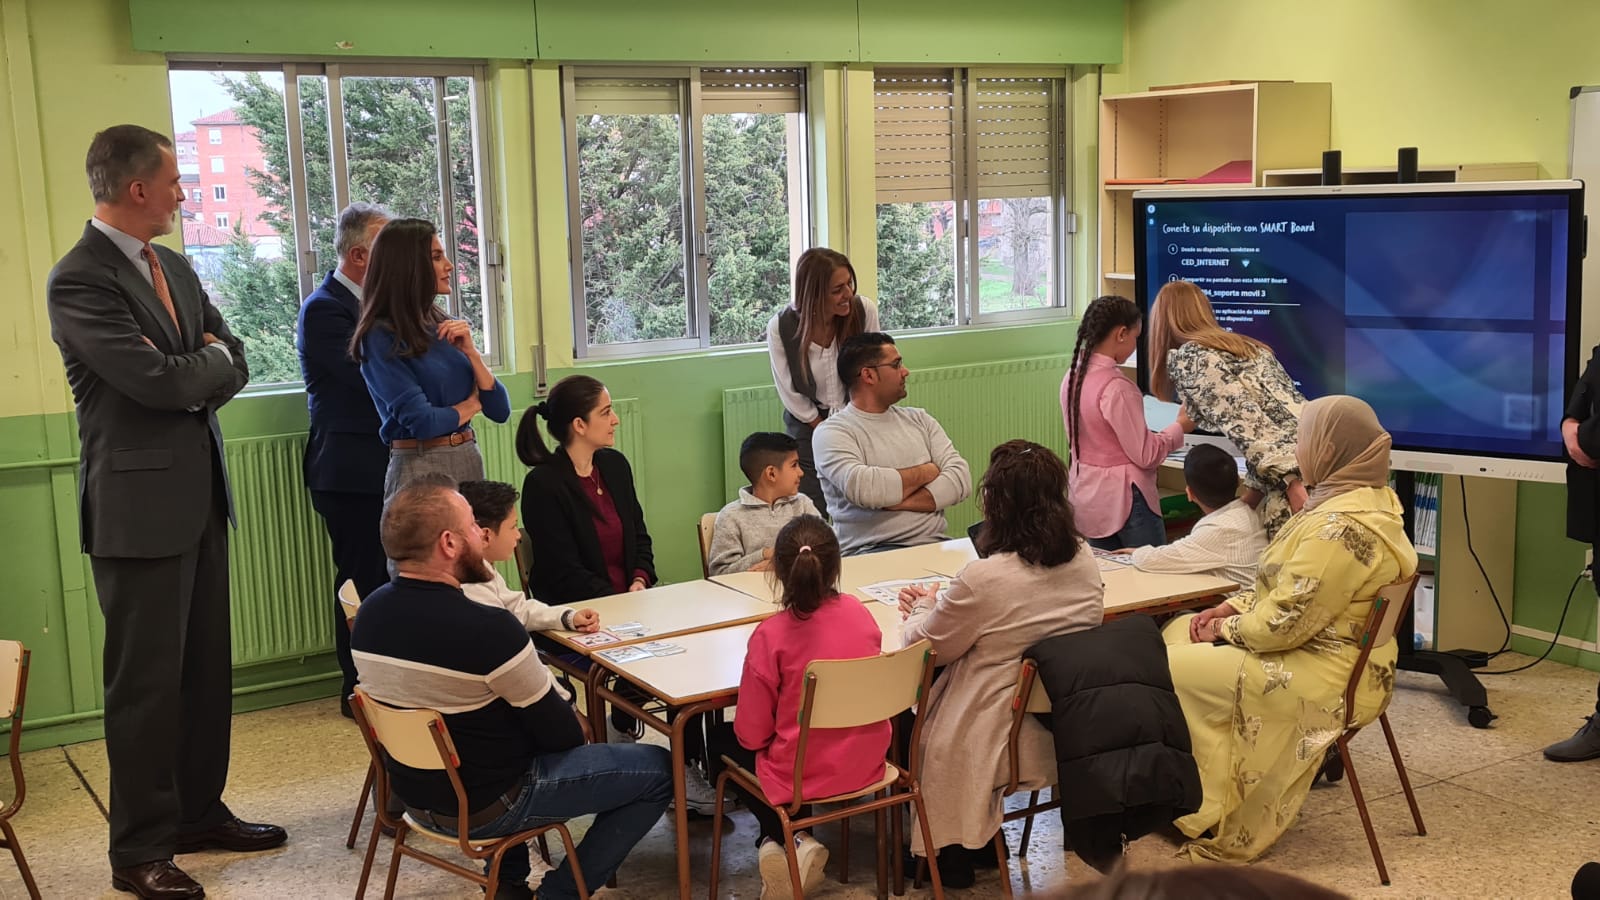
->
[1478,570,1584,675]
[1457,480,1513,659]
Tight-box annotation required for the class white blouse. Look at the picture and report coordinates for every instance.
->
[766,297,881,422]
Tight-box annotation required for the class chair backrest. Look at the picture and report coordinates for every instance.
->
[803,639,934,730]
[1342,574,1418,726]
[1003,658,1050,793]
[789,640,935,806]
[0,641,26,722]
[352,687,456,772]
[338,580,362,627]
[697,512,718,579]
[514,533,535,595]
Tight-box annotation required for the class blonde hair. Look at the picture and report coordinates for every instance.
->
[1147,281,1267,401]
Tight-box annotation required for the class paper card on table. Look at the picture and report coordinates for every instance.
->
[595,645,653,664]
[1092,549,1134,569]
[857,578,942,606]
[638,641,685,657]
[609,621,649,637]
[572,630,622,647]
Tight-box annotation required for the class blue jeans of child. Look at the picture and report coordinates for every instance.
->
[454,743,672,899]
[1087,485,1166,551]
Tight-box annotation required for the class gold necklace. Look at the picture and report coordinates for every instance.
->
[583,470,603,495]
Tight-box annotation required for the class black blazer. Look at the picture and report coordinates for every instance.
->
[521,447,656,603]
[1567,345,1600,542]
[47,223,249,558]
[296,271,388,494]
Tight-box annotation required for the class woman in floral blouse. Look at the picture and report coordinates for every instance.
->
[1148,280,1307,537]
[1160,395,1417,864]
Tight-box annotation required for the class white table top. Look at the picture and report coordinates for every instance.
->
[710,541,978,606]
[539,580,775,655]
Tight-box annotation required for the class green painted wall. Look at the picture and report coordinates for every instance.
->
[130,0,1124,64]
[1117,0,1600,670]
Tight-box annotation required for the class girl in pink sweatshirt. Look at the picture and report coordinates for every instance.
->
[708,515,890,897]
[1063,295,1195,550]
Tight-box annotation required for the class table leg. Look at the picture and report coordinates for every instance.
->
[585,663,608,741]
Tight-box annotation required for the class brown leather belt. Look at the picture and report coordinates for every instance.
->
[390,426,475,451]
[405,782,523,832]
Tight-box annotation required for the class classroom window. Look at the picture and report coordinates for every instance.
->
[167,62,500,387]
[873,68,1072,330]
[564,67,811,358]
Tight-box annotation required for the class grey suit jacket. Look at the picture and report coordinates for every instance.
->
[47,222,249,559]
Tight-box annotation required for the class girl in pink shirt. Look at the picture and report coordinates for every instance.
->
[708,515,890,898]
[1062,295,1195,550]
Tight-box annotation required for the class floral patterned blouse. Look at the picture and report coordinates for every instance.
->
[1166,341,1306,537]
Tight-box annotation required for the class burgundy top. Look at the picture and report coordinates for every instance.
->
[578,469,645,594]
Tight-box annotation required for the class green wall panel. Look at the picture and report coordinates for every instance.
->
[536,0,861,62]
[129,0,538,58]
[859,0,1124,64]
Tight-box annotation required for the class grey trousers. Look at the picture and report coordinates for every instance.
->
[382,441,486,575]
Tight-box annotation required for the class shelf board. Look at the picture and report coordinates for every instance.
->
[1104,272,1134,281]
[1103,181,1252,192]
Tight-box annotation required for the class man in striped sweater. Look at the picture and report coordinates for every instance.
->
[351,477,671,900]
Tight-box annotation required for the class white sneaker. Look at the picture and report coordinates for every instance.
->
[668,765,719,816]
[757,839,792,900]
[794,831,829,895]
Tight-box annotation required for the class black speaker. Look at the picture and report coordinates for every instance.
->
[1321,150,1342,186]
[1398,147,1419,184]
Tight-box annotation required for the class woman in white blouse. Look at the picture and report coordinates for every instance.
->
[766,247,880,515]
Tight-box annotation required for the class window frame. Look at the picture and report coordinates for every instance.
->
[561,65,813,360]
[215,212,229,228]
[210,156,224,173]
[168,59,505,376]
[213,184,227,201]
[208,127,222,144]
[872,66,1074,332]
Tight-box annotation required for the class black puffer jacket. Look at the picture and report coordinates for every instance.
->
[1027,615,1200,851]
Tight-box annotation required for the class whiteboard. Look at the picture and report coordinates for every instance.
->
[1570,86,1600,363]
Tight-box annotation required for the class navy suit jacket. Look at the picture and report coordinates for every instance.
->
[296,271,388,494]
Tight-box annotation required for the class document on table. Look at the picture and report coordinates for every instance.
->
[857,578,942,606]
[1092,549,1135,573]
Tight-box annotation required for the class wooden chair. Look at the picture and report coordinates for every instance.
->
[0,641,39,900]
[337,580,379,850]
[708,640,944,900]
[1329,575,1426,886]
[349,687,587,900]
[697,512,718,579]
[995,658,1063,897]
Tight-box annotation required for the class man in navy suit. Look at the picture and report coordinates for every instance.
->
[296,202,391,714]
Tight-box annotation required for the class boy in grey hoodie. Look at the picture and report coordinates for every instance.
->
[708,432,820,575]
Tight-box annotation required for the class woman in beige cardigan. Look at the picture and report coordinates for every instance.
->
[898,440,1105,887]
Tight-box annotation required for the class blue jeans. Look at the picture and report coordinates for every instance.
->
[1087,486,1166,552]
[457,743,672,899]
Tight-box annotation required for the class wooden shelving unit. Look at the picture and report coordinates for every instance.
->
[1096,81,1332,304]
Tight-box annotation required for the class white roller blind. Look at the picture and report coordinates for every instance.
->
[972,74,1061,200]
[874,69,956,204]
[572,76,679,115]
[701,68,804,114]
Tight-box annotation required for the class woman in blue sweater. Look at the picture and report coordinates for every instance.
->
[351,218,509,501]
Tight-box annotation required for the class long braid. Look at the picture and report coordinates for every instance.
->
[1067,296,1142,473]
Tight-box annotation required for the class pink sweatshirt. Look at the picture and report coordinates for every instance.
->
[1063,353,1185,539]
[735,593,891,805]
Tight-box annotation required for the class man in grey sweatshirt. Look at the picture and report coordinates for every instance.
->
[813,332,972,554]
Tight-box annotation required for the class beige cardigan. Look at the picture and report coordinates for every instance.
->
[902,546,1105,853]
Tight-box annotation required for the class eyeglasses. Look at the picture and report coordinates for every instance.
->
[865,358,905,373]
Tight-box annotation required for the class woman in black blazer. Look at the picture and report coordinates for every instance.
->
[517,375,656,603]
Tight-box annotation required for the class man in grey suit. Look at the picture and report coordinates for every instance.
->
[46,125,287,899]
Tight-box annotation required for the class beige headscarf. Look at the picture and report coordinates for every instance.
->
[1297,395,1392,512]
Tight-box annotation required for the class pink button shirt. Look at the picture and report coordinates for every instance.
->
[1063,353,1185,539]
[734,593,891,805]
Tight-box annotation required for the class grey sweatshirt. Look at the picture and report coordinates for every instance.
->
[813,402,972,554]
[707,488,819,575]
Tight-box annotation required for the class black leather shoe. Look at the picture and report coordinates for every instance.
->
[112,860,205,898]
[176,817,288,854]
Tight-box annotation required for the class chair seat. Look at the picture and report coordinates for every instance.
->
[401,813,544,854]
[725,759,901,807]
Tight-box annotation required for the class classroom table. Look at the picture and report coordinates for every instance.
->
[538,580,775,738]
[589,551,1238,900]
